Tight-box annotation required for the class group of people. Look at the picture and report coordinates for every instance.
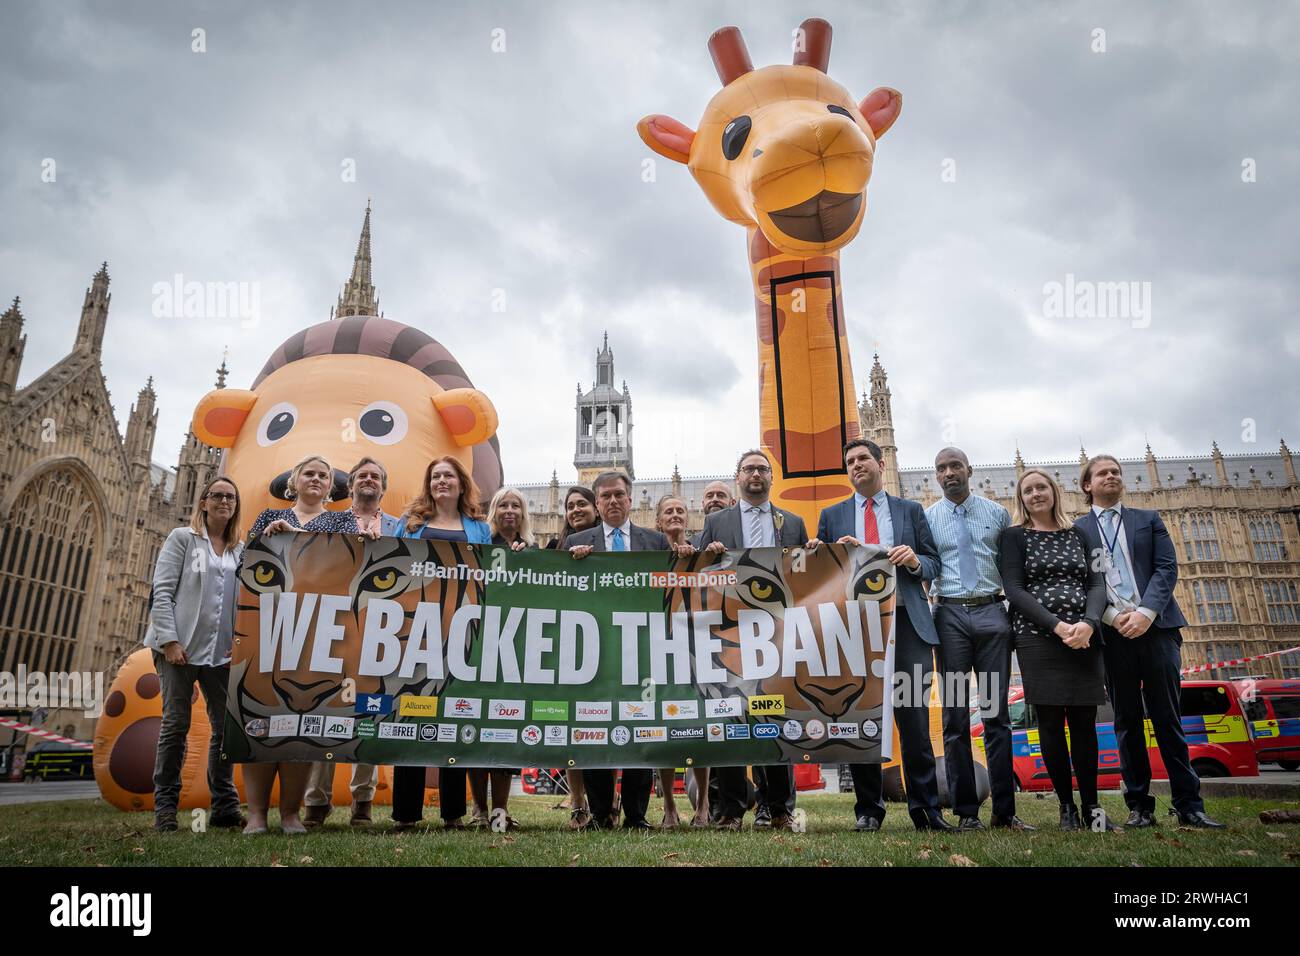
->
[144,439,1224,836]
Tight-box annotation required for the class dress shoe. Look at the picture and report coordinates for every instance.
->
[957,816,985,832]
[990,814,1036,831]
[753,806,773,829]
[621,818,653,831]
[770,813,796,832]
[1125,809,1157,829]
[391,819,421,833]
[154,814,178,833]
[854,815,882,832]
[350,801,373,827]
[1174,810,1227,830]
[303,804,332,828]
[1059,803,1081,831]
[914,813,957,833]
[714,816,744,832]
[1081,805,1119,832]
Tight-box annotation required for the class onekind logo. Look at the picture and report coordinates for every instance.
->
[50,886,151,936]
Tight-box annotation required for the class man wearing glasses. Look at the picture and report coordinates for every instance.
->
[697,449,809,830]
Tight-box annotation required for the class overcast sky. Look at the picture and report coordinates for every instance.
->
[2,0,1296,484]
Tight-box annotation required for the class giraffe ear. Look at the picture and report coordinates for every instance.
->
[192,389,257,447]
[857,88,902,140]
[638,115,695,164]
[433,388,498,448]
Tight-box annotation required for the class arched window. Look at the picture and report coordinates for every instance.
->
[1262,580,1300,625]
[1193,578,1233,624]
[1188,513,1220,561]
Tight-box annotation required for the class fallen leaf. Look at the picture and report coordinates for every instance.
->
[1266,832,1286,839]
[1234,850,1257,857]
[131,847,144,855]
[299,856,314,864]
[917,849,932,860]
[949,854,978,867]
[1022,850,1032,856]
[662,852,679,860]
[394,847,404,855]
[882,860,895,867]
[818,858,833,868]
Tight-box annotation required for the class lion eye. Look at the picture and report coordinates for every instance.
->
[367,569,399,591]
[252,562,284,588]
[748,580,773,600]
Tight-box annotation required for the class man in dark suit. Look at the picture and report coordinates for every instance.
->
[696,450,809,830]
[810,439,954,832]
[567,470,669,830]
[1075,455,1225,829]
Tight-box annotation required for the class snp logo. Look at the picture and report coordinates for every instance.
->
[50,886,151,936]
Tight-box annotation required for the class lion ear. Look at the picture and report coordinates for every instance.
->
[193,389,258,447]
[433,388,498,447]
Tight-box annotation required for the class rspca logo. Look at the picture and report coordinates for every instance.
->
[753,723,780,739]
[355,694,394,716]
[447,696,482,719]
[746,694,785,716]
[724,724,751,740]
[705,696,743,718]
[49,886,151,936]
[418,723,438,742]
[828,722,860,739]
[378,722,417,740]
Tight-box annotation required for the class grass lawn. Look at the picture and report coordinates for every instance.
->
[2,792,1297,867]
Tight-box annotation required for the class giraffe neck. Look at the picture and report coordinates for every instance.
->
[746,227,860,527]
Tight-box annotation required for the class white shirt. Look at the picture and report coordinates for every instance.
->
[740,501,776,548]
[1091,503,1156,626]
[192,531,238,666]
[602,520,633,551]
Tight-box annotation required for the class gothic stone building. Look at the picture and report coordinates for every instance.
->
[517,350,1300,679]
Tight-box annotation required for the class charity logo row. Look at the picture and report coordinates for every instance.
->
[344,693,794,721]
[242,713,882,744]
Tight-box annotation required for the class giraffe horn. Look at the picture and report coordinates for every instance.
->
[708,26,754,86]
[793,18,832,72]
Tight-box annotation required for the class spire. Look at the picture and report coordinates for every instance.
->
[335,201,380,319]
[1282,438,1297,487]
[125,374,159,468]
[0,295,26,406]
[1013,445,1025,480]
[215,347,229,388]
[75,261,112,355]
[1144,441,1161,489]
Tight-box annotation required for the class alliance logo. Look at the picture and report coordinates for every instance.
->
[753,723,780,739]
[398,695,439,717]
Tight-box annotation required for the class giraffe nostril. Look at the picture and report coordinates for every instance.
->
[752,148,763,158]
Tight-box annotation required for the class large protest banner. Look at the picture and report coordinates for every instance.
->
[223,534,896,769]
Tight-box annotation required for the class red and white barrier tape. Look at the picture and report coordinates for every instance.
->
[0,718,93,749]
[1181,644,1300,676]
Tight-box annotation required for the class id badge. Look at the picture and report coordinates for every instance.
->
[1106,567,1123,586]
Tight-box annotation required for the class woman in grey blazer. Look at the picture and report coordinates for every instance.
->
[144,476,244,833]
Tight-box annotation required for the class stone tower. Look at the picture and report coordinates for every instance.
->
[857,353,901,496]
[574,332,634,483]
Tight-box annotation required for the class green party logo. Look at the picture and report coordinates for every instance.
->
[532,700,569,721]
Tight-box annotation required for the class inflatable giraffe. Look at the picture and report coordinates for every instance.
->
[639,17,901,532]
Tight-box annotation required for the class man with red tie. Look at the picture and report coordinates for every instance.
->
[808,439,952,831]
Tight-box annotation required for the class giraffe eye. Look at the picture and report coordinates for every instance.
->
[827,104,855,120]
[722,115,752,161]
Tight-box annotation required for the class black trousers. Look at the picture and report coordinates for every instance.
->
[585,769,652,826]
[1101,624,1203,815]
[934,602,1016,818]
[1037,704,1099,807]
[716,763,794,820]
[850,610,942,826]
[392,766,467,823]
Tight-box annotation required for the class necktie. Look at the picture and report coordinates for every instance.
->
[862,498,880,545]
[611,527,626,552]
[954,504,978,592]
[1103,509,1136,601]
[747,505,766,547]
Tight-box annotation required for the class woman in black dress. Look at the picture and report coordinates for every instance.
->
[999,468,1113,831]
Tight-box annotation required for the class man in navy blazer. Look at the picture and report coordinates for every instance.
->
[567,471,669,829]
[810,439,953,832]
[1076,455,1224,829]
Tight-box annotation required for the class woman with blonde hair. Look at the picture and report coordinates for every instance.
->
[999,469,1112,831]
[487,487,535,552]
[242,454,358,834]
[652,495,711,828]
[145,475,245,832]
[391,456,491,830]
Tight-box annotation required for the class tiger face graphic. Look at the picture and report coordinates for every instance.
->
[666,543,896,762]
[230,533,484,760]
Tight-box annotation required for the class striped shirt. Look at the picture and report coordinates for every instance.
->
[924,494,1010,598]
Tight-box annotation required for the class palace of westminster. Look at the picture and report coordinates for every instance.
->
[2,214,1297,738]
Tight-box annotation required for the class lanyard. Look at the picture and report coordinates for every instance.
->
[1099,509,1123,556]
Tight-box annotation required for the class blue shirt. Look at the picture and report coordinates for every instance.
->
[924,494,1010,598]
[854,489,894,549]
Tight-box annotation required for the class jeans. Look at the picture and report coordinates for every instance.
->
[151,651,240,821]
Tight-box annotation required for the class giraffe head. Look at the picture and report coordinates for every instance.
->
[638,18,902,257]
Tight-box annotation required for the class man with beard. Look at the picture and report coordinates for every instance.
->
[568,471,670,829]
[698,450,808,830]
[925,447,1031,831]
[303,457,403,828]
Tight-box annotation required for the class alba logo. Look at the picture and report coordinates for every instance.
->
[747,695,785,716]
[398,695,438,717]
